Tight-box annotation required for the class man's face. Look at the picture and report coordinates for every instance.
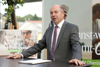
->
[50,5,64,25]
[21,30,31,40]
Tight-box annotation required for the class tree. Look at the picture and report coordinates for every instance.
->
[16,14,42,22]
[16,16,24,22]
[24,14,33,20]
[33,14,42,20]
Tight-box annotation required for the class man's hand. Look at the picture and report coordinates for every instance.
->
[6,54,22,59]
[69,59,85,66]
[24,39,34,46]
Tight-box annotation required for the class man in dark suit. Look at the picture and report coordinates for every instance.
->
[7,5,84,65]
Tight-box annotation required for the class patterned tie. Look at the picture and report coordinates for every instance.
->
[51,25,58,60]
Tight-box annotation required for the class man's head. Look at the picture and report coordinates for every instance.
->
[50,5,65,25]
[61,5,69,19]
[93,3,100,21]
[21,30,32,40]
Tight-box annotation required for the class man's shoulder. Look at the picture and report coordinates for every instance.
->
[46,25,53,30]
[65,21,78,28]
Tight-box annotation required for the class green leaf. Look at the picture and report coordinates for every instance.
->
[17,6,19,8]
[4,2,7,4]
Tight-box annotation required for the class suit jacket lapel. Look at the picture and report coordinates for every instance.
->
[48,26,53,52]
[55,21,67,51]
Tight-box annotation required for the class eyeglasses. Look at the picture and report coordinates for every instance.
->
[21,32,30,35]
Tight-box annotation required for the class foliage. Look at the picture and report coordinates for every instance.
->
[16,14,42,22]
[1,0,25,29]
[33,14,42,20]
[81,42,85,46]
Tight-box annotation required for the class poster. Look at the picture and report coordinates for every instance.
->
[0,30,42,58]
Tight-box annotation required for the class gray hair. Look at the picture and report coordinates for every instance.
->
[61,5,69,16]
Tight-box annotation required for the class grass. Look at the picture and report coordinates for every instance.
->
[82,59,100,67]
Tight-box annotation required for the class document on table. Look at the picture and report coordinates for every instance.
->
[18,59,51,64]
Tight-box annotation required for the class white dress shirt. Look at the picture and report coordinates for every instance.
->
[51,19,64,49]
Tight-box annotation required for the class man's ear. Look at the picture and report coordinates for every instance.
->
[64,15,67,19]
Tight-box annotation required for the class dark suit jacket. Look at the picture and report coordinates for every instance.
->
[22,21,82,62]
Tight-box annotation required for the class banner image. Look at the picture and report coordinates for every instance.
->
[0,30,42,58]
[92,0,100,59]
[1,0,100,66]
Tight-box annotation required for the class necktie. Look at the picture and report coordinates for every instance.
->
[51,25,58,60]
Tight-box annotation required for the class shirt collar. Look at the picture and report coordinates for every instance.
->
[53,19,64,28]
